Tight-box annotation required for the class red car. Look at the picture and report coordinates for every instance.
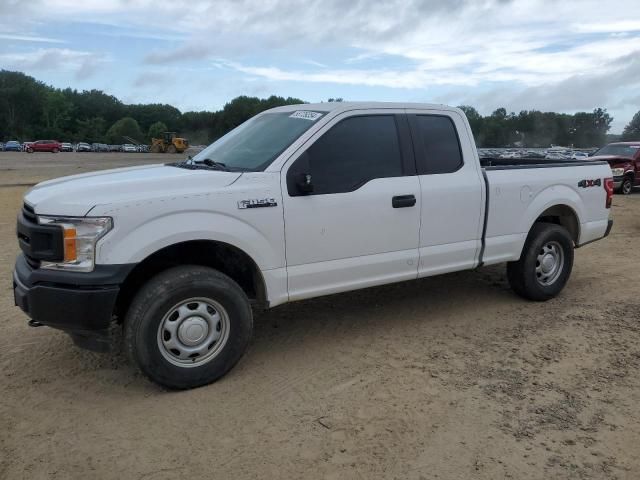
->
[27,140,62,153]
[590,142,640,195]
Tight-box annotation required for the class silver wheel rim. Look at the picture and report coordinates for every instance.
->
[623,180,632,194]
[535,241,565,286]
[157,297,230,368]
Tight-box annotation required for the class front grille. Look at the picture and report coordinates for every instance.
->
[20,204,41,268]
[23,203,37,223]
[25,255,41,269]
[17,203,64,267]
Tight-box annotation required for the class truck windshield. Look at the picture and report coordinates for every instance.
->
[594,144,639,158]
[191,111,326,171]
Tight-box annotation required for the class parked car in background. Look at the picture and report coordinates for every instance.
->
[590,142,640,195]
[91,143,109,152]
[22,142,33,152]
[61,142,73,152]
[122,144,137,152]
[545,146,571,160]
[571,151,590,160]
[76,142,91,152]
[0,142,3,151]
[3,141,22,152]
[109,145,121,152]
[26,140,61,153]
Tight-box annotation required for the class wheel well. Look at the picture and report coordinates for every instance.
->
[534,205,579,244]
[114,240,266,322]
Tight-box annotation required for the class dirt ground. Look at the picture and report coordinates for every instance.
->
[0,151,639,480]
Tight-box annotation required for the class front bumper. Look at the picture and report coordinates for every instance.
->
[13,254,135,352]
[613,175,623,189]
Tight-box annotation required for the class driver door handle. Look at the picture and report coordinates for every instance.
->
[392,195,416,208]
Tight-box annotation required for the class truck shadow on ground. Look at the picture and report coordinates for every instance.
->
[17,265,514,395]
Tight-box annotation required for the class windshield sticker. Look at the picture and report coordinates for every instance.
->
[289,111,323,121]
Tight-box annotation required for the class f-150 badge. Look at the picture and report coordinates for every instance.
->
[238,198,278,209]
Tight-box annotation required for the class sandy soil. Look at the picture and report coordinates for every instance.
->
[0,151,639,479]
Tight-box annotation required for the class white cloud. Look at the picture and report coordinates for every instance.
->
[1,0,640,129]
[0,48,109,79]
[0,33,65,44]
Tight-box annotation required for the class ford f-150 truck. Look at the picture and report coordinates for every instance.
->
[13,103,614,389]
[590,141,640,195]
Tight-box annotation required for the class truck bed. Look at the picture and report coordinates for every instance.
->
[478,158,612,268]
[480,157,608,170]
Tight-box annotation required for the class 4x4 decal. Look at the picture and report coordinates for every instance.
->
[578,179,602,188]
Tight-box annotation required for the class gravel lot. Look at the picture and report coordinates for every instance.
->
[1,151,639,479]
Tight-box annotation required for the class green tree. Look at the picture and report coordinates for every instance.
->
[621,111,640,141]
[148,121,168,141]
[0,70,48,140]
[105,117,144,144]
[458,105,483,143]
[41,90,73,138]
[75,117,106,143]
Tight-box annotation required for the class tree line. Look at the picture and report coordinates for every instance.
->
[1,69,638,147]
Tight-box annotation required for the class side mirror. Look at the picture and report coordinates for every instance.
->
[297,173,314,194]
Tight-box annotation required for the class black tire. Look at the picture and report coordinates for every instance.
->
[124,266,253,389]
[619,177,633,195]
[507,223,574,301]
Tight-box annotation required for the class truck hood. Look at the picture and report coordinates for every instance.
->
[589,155,633,167]
[25,164,242,216]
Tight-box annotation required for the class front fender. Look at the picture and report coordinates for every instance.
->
[96,210,285,270]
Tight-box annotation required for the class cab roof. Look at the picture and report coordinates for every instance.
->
[266,101,460,114]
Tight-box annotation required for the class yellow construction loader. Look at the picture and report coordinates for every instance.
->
[150,132,189,153]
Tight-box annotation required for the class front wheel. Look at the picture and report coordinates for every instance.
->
[124,266,253,389]
[507,223,574,301]
[620,177,633,195]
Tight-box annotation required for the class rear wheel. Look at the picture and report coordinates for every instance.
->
[166,144,177,154]
[507,223,574,301]
[124,266,253,389]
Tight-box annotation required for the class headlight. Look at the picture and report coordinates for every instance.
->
[38,216,113,272]
[611,168,625,177]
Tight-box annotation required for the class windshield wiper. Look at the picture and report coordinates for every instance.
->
[199,158,230,171]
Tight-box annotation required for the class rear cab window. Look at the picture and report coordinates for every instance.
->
[408,114,464,175]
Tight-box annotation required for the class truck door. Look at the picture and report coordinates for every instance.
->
[406,110,485,276]
[282,111,421,301]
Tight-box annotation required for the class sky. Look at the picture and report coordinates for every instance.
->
[1,0,639,133]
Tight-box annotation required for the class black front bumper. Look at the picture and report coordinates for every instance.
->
[13,254,135,352]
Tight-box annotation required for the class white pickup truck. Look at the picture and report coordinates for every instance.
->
[14,102,614,389]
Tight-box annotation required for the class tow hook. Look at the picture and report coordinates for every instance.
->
[28,320,44,327]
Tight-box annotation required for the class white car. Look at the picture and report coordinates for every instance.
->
[571,151,590,160]
[122,144,137,153]
[13,102,614,389]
